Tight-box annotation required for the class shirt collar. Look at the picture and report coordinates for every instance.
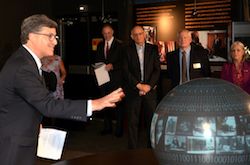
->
[22,44,42,72]
[180,45,191,54]
[135,42,145,50]
[106,36,114,46]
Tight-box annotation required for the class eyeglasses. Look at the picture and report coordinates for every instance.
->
[33,32,59,41]
[132,32,144,37]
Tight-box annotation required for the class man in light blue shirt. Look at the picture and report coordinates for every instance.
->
[167,29,211,89]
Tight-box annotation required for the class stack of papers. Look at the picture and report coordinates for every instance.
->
[93,63,110,86]
[37,128,67,160]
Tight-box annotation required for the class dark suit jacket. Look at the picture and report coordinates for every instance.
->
[96,38,123,93]
[167,45,211,89]
[0,46,87,165]
[122,42,160,98]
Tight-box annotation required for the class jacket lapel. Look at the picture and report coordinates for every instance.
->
[189,46,194,72]
[176,49,181,77]
[21,46,45,85]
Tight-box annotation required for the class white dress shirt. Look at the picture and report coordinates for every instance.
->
[22,45,92,117]
[135,43,145,81]
[104,36,114,57]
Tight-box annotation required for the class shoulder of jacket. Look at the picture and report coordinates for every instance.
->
[97,40,105,46]
[115,39,123,44]
[167,49,178,56]
[145,42,155,47]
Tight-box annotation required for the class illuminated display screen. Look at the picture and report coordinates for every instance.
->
[152,115,248,154]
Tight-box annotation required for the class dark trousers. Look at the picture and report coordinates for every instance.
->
[115,101,125,136]
[101,100,124,135]
[102,107,113,132]
[100,82,124,134]
[126,91,157,149]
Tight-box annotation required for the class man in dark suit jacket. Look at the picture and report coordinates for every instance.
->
[123,25,160,149]
[0,14,124,165]
[95,24,124,136]
[167,29,211,89]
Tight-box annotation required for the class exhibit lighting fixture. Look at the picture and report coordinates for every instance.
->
[79,4,88,12]
[157,14,173,40]
[192,0,198,17]
[100,0,112,23]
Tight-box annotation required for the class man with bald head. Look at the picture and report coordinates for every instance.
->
[167,29,211,89]
[122,25,160,149]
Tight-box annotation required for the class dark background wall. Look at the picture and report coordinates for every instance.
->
[0,0,133,69]
[51,0,134,40]
[0,0,247,70]
[0,0,52,69]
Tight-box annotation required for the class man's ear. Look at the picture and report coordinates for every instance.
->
[143,32,147,39]
[130,34,133,40]
[28,33,33,41]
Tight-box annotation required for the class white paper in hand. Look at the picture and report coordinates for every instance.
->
[37,128,67,160]
[94,64,110,86]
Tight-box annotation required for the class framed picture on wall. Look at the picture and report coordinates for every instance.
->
[157,40,176,64]
[92,38,103,51]
[143,26,157,44]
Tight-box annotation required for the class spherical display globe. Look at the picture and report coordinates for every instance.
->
[151,78,250,165]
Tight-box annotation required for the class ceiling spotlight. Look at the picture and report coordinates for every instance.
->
[79,4,88,12]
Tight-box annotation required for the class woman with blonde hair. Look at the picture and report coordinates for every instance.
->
[221,41,250,94]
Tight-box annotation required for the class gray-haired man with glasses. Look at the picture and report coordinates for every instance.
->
[0,14,124,165]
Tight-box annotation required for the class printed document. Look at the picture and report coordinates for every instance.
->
[37,128,67,160]
[94,63,110,86]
